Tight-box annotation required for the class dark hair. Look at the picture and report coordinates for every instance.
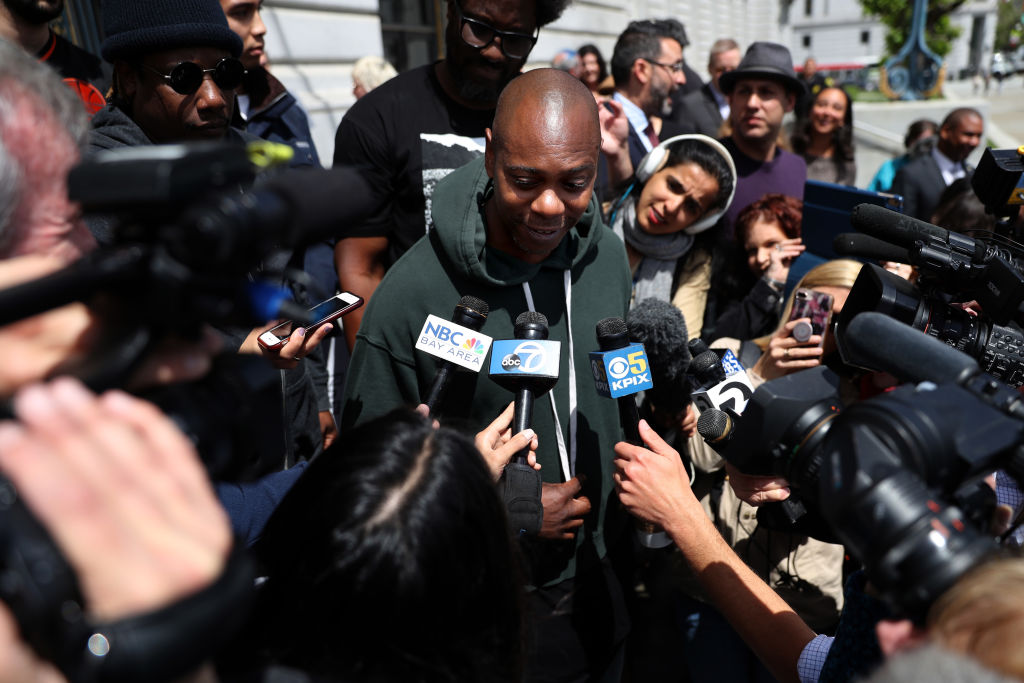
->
[535,0,572,27]
[791,85,854,163]
[931,177,995,234]
[734,193,803,247]
[941,107,982,133]
[610,20,680,85]
[904,118,939,150]
[577,43,608,83]
[657,138,734,214]
[244,409,525,682]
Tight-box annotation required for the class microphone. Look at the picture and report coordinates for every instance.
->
[489,312,561,464]
[833,232,913,264]
[696,408,734,445]
[418,296,491,416]
[850,204,985,261]
[591,317,650,445]
[839,311,979,385]
[690,347,755,415]
[626,299,692,418]
[688,339,726,387]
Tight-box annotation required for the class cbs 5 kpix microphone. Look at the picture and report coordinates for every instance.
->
[589,318,672,549]
[488,312,560,536]
[414,296,491,416]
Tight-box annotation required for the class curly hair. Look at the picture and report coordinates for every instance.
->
[734,193,803,247]
[534,0,572,27]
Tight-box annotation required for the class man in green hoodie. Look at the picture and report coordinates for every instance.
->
[341,68,633,681]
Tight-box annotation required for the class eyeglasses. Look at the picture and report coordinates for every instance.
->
[453,3,538,60]
[140,58,246,95]
[646,58,685,74]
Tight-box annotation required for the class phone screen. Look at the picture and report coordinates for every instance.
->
[258,292,363,350]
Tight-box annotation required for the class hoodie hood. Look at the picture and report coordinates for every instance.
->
[430,156,607,287]
[89,104,155,150]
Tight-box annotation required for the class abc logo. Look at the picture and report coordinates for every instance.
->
[607,356,630,380]
[501,354,522,369]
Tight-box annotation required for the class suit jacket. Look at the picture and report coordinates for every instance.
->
[670,83,723,137]
[890,153,948,221]
[625,117,686,169]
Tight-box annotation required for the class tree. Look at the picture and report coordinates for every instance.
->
[995,0,1023,52]
[859,0,965,58]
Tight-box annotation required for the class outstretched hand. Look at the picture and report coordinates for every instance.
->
[474,401,539,481]
[613,419,693,528]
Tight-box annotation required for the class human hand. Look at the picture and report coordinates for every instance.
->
[598,98,630,160]
[0,378,231,622]
[319,410,337,450]
[474,401,539,481]
[764,238,805,282]
[752,318,823,381]
[613,419,693,528]
[241,320,333,370]
[724,462,791,506]
[539,477,591,540]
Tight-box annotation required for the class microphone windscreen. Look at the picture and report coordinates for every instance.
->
[696,408,731,443]
[850,203,949,247]
[840,311,979,384]
[833,232,912,264]
[516,311,547,327]
[690,349,726,385]
[627,299,692,413]
[458,295,489,317]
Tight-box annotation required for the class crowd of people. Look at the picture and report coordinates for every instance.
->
[0,0,1021,682]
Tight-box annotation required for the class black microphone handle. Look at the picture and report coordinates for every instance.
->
[424,365,452,413]
[513,386,534,464]
[618,397,642,446]
[833,232,913,264]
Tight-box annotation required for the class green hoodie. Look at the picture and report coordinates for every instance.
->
[341,156,631,586]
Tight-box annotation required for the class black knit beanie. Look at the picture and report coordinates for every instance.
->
[101,0,243,62]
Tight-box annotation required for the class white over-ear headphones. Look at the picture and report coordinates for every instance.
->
[633,134,738,234]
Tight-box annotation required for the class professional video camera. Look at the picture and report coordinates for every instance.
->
[0,142,377,476]
[697,312,1024,621]
[834,202,1024,386]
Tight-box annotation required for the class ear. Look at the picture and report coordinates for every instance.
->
[633,58,651,85]
[876,619,929,658]
[484,128,495,179]
[783,91,796,113]
[114,61,139,101]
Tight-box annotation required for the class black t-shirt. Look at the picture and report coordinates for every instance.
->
[332,63,493,267]
[39,31,111,116]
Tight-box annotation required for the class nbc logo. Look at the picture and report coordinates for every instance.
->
[462,337,485,355]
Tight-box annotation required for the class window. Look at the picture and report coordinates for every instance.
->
[803,35,812,48]
[804,0,813,17]
[860,30,870,45]
[380,0,443,73]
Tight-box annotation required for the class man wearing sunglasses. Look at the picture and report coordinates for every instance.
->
[90,0,249,150]
[332,0,570,353]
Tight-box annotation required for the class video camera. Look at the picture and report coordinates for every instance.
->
[696,311,1024,621]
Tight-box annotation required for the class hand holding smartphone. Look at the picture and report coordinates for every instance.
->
[788,288,833,346]
[258,292,364,351]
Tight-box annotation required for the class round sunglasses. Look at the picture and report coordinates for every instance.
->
[140,58,247,95]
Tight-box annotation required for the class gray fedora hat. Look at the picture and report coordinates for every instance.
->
[719,41,806,96]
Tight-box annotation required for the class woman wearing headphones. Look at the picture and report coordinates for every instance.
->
[606,135,736,323]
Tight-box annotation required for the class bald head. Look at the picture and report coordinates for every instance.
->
[491,68,600,153]
[483,69,602,264]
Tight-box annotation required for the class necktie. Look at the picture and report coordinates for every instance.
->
[644,122,659,148]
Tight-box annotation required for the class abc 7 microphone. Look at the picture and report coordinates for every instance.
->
[590,317,671,548]
[489,312,560,536]
[413,296,491,417]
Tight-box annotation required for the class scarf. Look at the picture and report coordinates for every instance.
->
[610,195,694,305]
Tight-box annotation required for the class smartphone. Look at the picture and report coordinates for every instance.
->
[788,288,833,346]
[258,291,364,351]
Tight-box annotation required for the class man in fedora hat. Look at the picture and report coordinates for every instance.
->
[716,41,807,239]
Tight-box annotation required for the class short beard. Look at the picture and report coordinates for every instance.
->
[445,56,508,105]
[3,0,64,24]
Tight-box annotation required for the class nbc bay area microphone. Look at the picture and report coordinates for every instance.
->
[415,296,491,416]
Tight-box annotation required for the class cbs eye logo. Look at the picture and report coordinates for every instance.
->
[607,357,630,380]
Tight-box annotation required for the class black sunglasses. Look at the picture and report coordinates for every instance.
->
[453,3,537,59]
[140,58,246,95]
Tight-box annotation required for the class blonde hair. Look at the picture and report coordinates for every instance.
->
[927,556,1024,679]
[754,258,864,350]
[352,56,398,94]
